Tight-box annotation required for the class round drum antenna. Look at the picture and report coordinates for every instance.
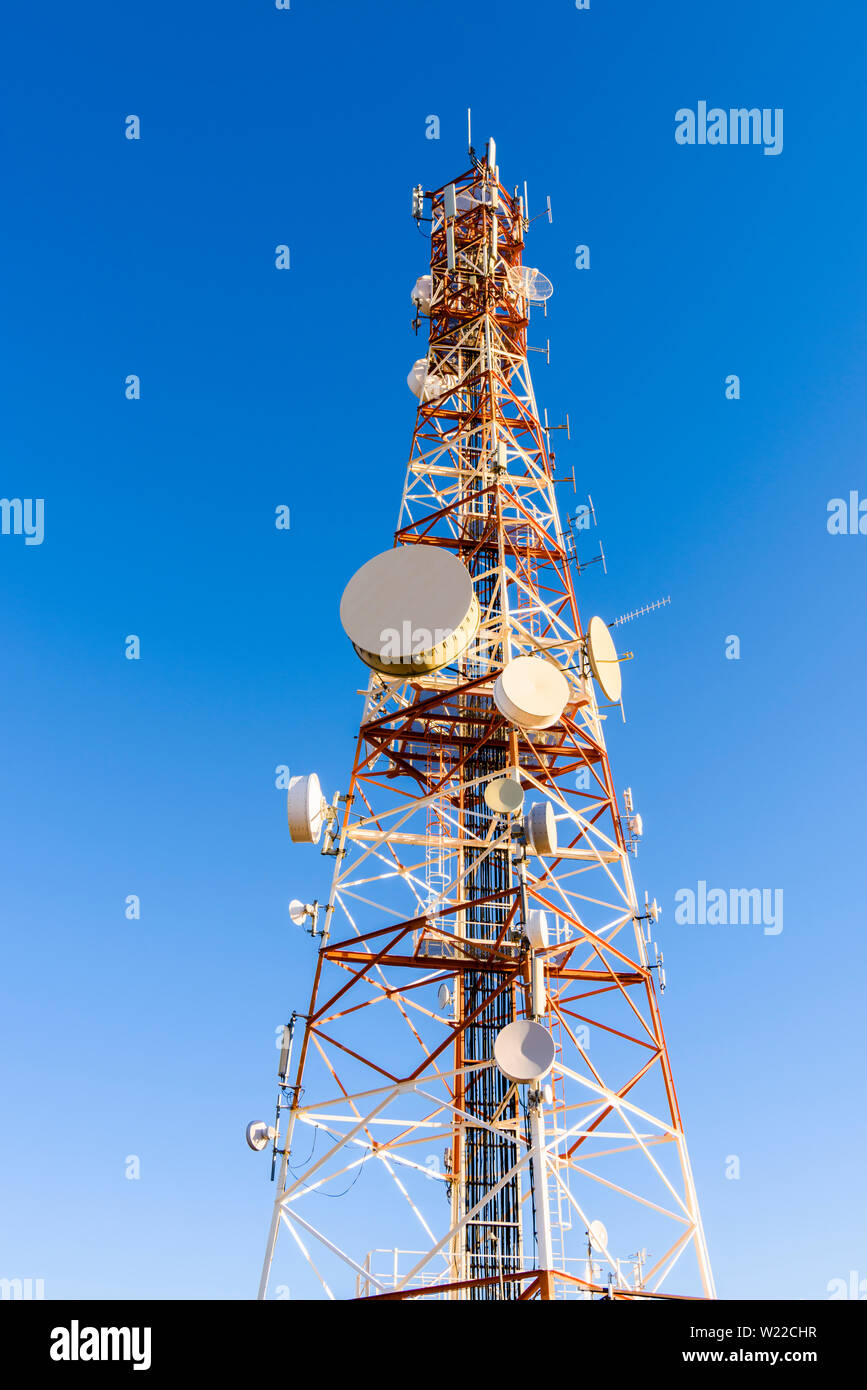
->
[484,778,524,815]
[493,1020,556,1083]
[287,773,328,844]
[340,547,480,676]
[493,656,569,730]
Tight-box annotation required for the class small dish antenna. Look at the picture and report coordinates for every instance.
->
[493,1019,556,1083]
[340,546,480,676]
[245,1121,275,1153]
[437,982,453,1010]
[484,778,524,815]
[407,356,459,401]
[588,1219,608,1254]
[523,801,558,857]
[585,615,623,704]
[411,275,432,314]
[288,899,319,935]
[407,357,427,396]
[623,787,643,849]
[505,264,554,302]
[287,773,328,844]
[493,656,570,730]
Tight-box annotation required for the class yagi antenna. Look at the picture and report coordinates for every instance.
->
[610,596,671,628]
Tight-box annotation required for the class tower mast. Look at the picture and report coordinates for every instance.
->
[252,145,715,1301]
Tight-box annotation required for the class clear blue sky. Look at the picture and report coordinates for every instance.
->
[2,0,865,1300]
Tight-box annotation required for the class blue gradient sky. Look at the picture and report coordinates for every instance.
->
[2,0,866,1299]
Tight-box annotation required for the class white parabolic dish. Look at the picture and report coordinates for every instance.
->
[525,908,549,950]
[586,615,622,703]
[524,800,558,857]
[287,773,326,844]
[493,1020,556,1083]
[588,1219,608,1254]
[411,275,432,313]
[407,357,459,401]
[493,655,570,729]
[340,546,480,676]
[506,264,554,303]
[484,777,525,815]
[245,1121,270,1152]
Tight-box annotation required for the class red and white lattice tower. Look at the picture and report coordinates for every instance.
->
[253,143,715,1301]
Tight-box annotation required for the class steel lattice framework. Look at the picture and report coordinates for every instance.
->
[256,149,715,1302]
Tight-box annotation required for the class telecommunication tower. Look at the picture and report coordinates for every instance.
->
[248,141,715,1301]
